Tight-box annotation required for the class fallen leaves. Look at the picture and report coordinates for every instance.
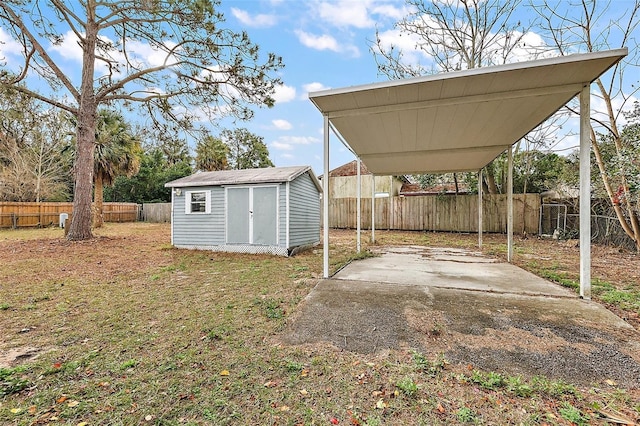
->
[375,399,387,409]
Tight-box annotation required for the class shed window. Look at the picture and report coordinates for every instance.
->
[185,190,211,214]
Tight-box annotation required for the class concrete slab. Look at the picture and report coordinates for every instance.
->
[334,246,576,297]
[282,246,640,388]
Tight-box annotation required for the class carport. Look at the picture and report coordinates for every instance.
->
[309,48,628,299]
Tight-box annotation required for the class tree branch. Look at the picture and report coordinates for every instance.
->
[0,5,80,100]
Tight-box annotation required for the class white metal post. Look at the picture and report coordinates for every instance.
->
[356,157,361,252]
[323,115,330,279]
[580,86,591,299]
[371,174,375,243]
[507,146,514,262]
[478,169,483,249]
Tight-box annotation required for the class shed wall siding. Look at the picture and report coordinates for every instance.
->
[289,172,321,247]
[172,187,225,246]
[278,183,287,246]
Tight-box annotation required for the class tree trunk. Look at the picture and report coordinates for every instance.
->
[453,173,459,195]
[484,162,499,194]
[591,129,640,251]
[94,173,104,228]
[66,9,98,241]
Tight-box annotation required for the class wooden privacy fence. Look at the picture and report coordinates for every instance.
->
[0,202,139,229]
[139,203,171,223]
[323,194,541,234]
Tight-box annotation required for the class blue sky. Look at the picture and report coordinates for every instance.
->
[1,0,637,176]
[215,0,413,174]
[214,0,638,175]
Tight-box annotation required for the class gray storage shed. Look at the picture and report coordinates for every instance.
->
[165,166,321,256]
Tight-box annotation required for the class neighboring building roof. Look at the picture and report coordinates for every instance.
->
[326,160,371,177]
[400,182,469,196]
[165,165,322,192]
[319,160,410,182]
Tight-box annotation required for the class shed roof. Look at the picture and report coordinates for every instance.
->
[165,165,321,192]
[309,49,627,175]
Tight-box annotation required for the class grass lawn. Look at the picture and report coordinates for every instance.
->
[0,223,638,425]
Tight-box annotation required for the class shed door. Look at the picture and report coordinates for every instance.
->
[226,186,278,245]
[227,188,250,244]
[252,186,277,245]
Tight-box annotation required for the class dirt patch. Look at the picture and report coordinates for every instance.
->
[0,346,45,368]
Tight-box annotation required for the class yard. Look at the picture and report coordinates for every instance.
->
[0,223,638,425]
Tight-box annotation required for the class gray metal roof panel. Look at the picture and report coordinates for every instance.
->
[165,165,322,192]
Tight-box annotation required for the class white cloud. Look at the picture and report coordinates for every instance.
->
[310,1,409,29]
[301,82,331,100]
[282,135,320,145]
[371,3,411,21]
[296,30,340,52]
[273,84,297,103]
[303,82,330,93]
[49,30,83,62]
[374,27,430,68]
[126,39,178,68]
[271,135,321,151]
[47,30,180,78]
[316,1,375,29]
[0,28,23,59]
[271,141,295,151]
[231,8,277,28]
[295,30,360,57]
[272,119,292,130]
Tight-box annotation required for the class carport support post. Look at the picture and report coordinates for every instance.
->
[323,114,330,279]
[507,145,514,262]
[579,86,591,299]
[371,174,375,243]
[478,169,483,249]
[357,157,361,252]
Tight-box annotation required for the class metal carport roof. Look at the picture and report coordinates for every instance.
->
[309,49,627,175]
[310,48,628,294]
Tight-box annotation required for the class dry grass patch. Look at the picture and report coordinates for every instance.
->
[0,224,638,425]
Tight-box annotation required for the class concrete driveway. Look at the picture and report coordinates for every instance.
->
[282,246,640,388]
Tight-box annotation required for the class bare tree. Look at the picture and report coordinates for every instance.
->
[372,0,543,193]
[532,0,640,251]
[0,87,73,202]
[0,1,283,240]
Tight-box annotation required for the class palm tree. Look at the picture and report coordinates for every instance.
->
[93,110,142,227]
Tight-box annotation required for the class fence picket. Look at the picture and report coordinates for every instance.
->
[322,194,540,234]
[0,202,139,229]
